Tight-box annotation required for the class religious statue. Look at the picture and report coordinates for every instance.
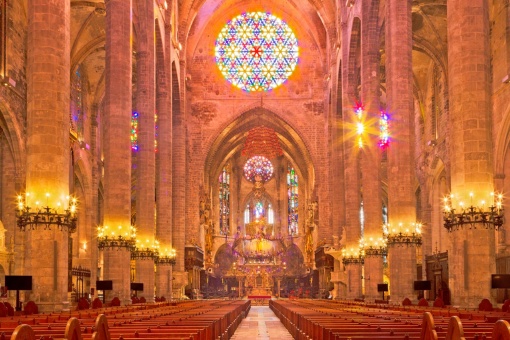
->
[307,201,318,227]
[304,226,314,263]
[205,222,214,263]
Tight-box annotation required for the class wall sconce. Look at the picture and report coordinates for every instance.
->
[16,193,77,233]
[443,192,504,232]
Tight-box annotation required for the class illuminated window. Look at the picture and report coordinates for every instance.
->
[215,12,299,92]
[131,112,139,151]
[268,204,274,224]
[255,201,264,219]
[287,165,298,235]
[70,67,83,137]
[244,205,250,224]
[243,156,274,182]
[219,166,230,235]
[131,111,158,152]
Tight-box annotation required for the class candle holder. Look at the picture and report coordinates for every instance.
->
[131,247,160,260]
[384,223,422,247]
[443,193,504,232]
[360,237,387,257]
[16,194,78,233]
[341,247,364,269]
[97,225,137,251]
[156,249,177,265]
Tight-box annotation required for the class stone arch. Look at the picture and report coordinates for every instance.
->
[494,103,510,176]
[183,0,329,68]
[0,101,25,181]
[282,243,305,276]
[346,17,361,99]
[429,159,448,253]
[203,108,315,192]
[212,243,236,276]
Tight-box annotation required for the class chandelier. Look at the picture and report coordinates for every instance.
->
[341,247,364,268]
[360,236,387,257]
[16,193,78,232]
[443,192,504,232]
[383,223,422,246]
[97,225,137,251]
[242,126,283,159]
[131,239,160,260]
[156,248,177,265]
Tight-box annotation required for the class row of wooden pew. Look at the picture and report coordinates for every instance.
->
[270,299,510,340]
[0,299,250,340]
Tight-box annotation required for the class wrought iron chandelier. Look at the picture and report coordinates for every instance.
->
[16,194,78,232]
[383,223,422,246]
[97,225,137,251]
[443,193,504,232]
[155,249,177,265]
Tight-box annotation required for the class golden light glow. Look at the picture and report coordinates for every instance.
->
[97,225,137,239]
[443,191,503,212]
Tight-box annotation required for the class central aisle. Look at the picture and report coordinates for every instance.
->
[231,305,294,340]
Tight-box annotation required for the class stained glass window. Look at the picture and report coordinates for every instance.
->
[243,156,274,182]
[255,201,264,219]
[219,166,230,235]
[215,12,299,92]
[131,112,139,151]
[70,67,83,136]
[131,111,158,152]
[244,205,250,224]
[287,165,298,235]
[268,204,274,224]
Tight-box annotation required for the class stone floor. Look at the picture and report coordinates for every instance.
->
[231,305,294,340]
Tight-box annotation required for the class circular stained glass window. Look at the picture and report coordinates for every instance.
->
[215,12,299,92]
[244,156,274,182]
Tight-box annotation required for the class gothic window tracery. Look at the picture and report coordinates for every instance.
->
[219,166,230,235]
[70,67,83,137]
[215,12,299,92]
[287,165,298,235]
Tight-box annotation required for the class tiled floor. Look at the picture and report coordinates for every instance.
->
[231,305,294,340]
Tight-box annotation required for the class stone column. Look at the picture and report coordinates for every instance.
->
[89,107,100,300]
[102,0,133,305]
[360,0,383,301]
[172,60,188,295]
[26,0,70,312]
[385,0,419,303]
[447,0,495,307]
[155,21,173,298]
[387,242,417,302]
[134,0,156,303]
[341,5,363,300]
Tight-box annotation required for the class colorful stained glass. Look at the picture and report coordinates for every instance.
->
[379,110,390,149]
[131,111,139,151]
[243,156,274,182]
[215,12,299,92]
[287,165,298,235]
[131,111,158,152]
[70,67,83,135]
[255,201,264,219]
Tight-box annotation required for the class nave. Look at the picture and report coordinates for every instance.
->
[231,306,294,340]
[2,298,510,339]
